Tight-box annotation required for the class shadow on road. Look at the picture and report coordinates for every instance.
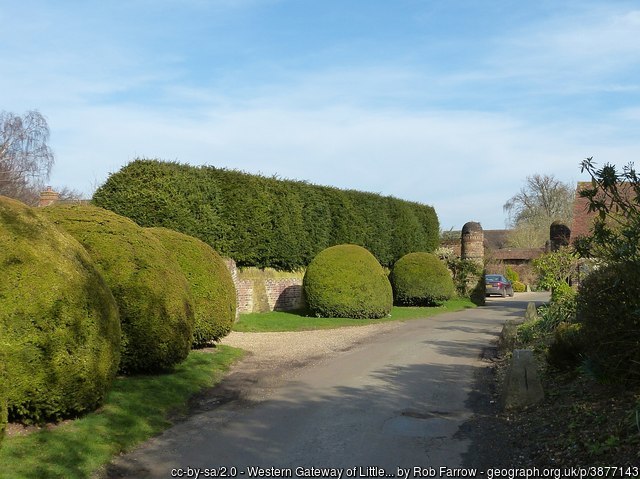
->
[106,294,550,476]
[107,360,479,475]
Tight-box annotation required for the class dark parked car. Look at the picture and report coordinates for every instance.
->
[485,274,514,297]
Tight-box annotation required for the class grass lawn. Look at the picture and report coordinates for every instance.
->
[233,297,476,332]
[0,346,244,479]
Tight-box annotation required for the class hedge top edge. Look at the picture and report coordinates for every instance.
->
[93,158,440,270]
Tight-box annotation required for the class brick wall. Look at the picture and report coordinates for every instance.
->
[265,279,305,311]
[224,259,305,314]
[236,279,256,313]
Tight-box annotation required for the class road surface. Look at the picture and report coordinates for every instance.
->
[105,292,549,478]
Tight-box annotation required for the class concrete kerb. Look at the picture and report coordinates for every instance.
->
[499,302,545,410]
[503,349,545,409]
[497,320,518,353]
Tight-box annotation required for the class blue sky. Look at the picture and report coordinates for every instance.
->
[2,0,639,230]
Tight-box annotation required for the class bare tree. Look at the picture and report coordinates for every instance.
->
[0,110,54,205]
[56,186,84,202]
[503,174,574,247]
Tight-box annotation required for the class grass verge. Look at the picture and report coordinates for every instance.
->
[0,346,244,479]
[233,297,476,332]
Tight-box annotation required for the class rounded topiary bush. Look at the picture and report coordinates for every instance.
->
[42,204,195,374]
[576,262,640,380]
[0,196,120,423]
[512,281,526,293]
[303,244,392,319]
[390,252,454,306]
[147,227,236,347]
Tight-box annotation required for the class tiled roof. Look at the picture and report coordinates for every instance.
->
[483,229,510,250]
[490,248,545,261]
[569,181,636,243]
[570,182,594,242]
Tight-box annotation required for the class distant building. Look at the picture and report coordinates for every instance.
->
[37,187,89,207]
[489,247,545,266]
[569,182,594,243]
[569,180,637,244]
[38,186,60,207]
[442,225,548,285]
[443,227,545,260]
[483,229,510,250]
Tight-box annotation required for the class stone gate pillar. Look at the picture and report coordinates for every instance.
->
[460,221,485,306]
[549,221,570,252]
[461,221,484,265]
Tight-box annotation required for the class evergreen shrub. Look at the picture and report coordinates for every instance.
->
[303,244,392,319]
[512,281,526,293]
[390,252,455,306]
[504,266,519,283]
[469,272,487,306]
[93,159,440,269]
[42,204,195,374]
[535,285,577,334]
[547,322,584,369]
[576,262,640,380]
[0,197,121,422]
[147,227,236,347]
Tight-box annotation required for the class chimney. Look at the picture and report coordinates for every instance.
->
[38,186,60,207]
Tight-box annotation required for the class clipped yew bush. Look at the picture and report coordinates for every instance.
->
[147,227,236,347]
[0,196,120,423]
[303,244,392,319]
[576,262,640,380]
[42,204,195,374]
[391,252,454,306]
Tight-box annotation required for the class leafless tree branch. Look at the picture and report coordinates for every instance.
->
[0,110,54,205]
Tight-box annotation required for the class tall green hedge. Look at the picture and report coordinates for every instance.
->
[147,227,236,347]
[41,204,195,374]
[1,196,121,423]
[93,159,439,269]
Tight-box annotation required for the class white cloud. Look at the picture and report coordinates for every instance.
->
[46,100,632,230]
[6,1,640,232]
[485,6,640,89]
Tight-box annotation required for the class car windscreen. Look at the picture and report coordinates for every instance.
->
[486,275,502,282]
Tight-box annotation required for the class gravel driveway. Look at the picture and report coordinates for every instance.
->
[220,322,402,364]
[208,322,404,402]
